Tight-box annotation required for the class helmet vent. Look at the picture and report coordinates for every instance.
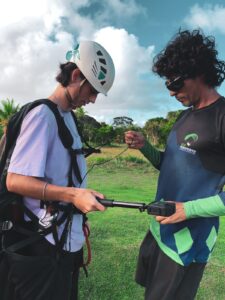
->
[97,50,103,56]
[99,58,106,65]
[100,81,106,86]
[101,66,107,74]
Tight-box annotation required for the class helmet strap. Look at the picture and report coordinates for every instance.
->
[64,78,86,108]
[64,87,74,107]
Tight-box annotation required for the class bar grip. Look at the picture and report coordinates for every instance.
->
[96,197,146,209]
[97,198,114,207]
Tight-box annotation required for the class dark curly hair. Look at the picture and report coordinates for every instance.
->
[152,29,225,87]
[56,62,85,87]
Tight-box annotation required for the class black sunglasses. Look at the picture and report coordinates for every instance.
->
[165,76,186,92]
[89,84,99,95]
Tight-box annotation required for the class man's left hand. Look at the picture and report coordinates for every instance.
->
[155,202,187,224]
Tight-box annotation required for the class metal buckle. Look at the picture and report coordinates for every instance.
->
[38,211,59,230]
[0,220,13,232]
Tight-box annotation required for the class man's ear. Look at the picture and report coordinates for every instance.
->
[71,68,81,83]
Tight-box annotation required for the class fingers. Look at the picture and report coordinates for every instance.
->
[93,199,106,212]
[155,202,187,224]
[155,216,167,222]
[91,190,104,200]
[90,190,106,211]
[71,188,106,213]
[124,131,145,149]
[155,215,178,224]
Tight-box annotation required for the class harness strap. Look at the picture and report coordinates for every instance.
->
[68,149,83,186]
[1,203,72,253]
[2,226,54,253]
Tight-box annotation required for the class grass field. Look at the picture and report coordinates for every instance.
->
[79,146,225,300]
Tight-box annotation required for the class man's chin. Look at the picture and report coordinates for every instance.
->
[69,102,78,109]
[181,101,191,107]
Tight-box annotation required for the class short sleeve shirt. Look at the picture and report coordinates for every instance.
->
[8,104,87,252]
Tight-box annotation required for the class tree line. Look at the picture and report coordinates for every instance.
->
[0,99,183,148]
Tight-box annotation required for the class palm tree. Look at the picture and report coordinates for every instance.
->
[0,98,20,129]
[75,107,87,118]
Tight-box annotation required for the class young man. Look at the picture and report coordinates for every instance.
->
[125,29,225,300]
[0,41,115,300]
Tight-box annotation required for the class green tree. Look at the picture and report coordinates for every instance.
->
[76,112,101,145]
[0,98,20,137]
[95,125,115,145]
[113,116,134,144]
[160,110,183,145]
[112,116,133,127]
[75,107,86,118]
[144,117,166,145]
[143,110,183,148]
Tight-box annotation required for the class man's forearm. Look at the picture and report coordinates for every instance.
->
[6,172,105,213]
[140,140,162,169]
[184,195,225,218]
[7,173,70,203]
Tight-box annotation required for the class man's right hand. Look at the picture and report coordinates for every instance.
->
[125,131,145,149]
[69,188,106,213]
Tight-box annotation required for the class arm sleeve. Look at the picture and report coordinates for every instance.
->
[184,194,225,218]
[140,140,163,169]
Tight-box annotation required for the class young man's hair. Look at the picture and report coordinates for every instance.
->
[152,29,225,87]
[56,62,85,87]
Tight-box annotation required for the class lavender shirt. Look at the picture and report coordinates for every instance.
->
[8,104,87,252]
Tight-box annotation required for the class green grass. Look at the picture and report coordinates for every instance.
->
[79,148,225,300]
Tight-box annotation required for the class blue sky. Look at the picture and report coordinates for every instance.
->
[1,0,225,125]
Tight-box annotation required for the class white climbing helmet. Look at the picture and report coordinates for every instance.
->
[66,41,115,96]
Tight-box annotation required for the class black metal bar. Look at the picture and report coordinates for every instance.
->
[97,198,176,216]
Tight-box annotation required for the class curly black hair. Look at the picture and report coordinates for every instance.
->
[152,29,225,87]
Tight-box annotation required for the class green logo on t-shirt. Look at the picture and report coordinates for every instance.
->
[182,133,198,147]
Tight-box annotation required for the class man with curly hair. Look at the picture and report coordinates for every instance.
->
[125,29,225,300]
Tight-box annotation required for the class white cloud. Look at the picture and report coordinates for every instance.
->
[0,0,171,125]
[184,4,225,34]
[106,0,145,17]
[99,0,146,21]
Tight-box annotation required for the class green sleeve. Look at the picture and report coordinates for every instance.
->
[140,140,161,169]
[184,195,225,218]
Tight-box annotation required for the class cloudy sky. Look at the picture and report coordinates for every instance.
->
[1,0,225,125]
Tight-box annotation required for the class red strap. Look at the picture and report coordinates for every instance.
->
[82,224,91,266]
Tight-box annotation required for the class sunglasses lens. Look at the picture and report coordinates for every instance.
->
[166,77,185,92]
[91,86,99,95]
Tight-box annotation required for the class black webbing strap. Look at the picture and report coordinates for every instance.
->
[3,227,53,253]
[68,149,83,186]
[2,206,71,253]
[58,207,74,252]
[45,101,83,187]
